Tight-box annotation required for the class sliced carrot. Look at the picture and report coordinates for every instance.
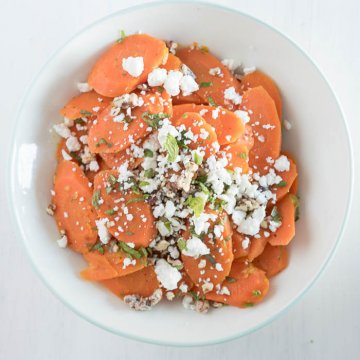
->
[253,244,289,278]
[160,53,181,71]
[100,150,143,170]
[173,112,218,158]
[85,158,110,183]
[268,194,296,246]
[236,124,254,151]
[231,229,267,261]
[53,161,97,253]
[80,250,145,281]
[290,176,298,194]
[271,153,298,201]
[232,230,249,259]
[181,210,233,290]
[247,235,268,261]
[240,70,282,119]
[60,91,111,120]
[221,142,249,173]
[155,87,173,116]
[102,265,160,298]
[205,258,269,307]
[172,104,244,145]
[240,86,281,174]
[177,47,242,110]
[88,34,168,97]
[173,92,203,105]
[93,170,156,247]
[88,92,164,154]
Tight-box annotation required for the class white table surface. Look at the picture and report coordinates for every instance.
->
[1,0,359,358]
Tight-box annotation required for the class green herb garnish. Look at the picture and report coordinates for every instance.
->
[91,242,104,255]
[252,290,262,297]
[185,195,205,217]
[144,168,155,178]
[141,112,169,129]
[116,29,126,43]
[193,152,203,165]
[289,194,300,221]
[276,180,287,187]
[143,149,153,158]
[139,181,150,188]
[238,152,248,159]
[104,208,116,215]
[205,254,217,266]
[207,96,217,107]
[243,302,254,307]
[270,206,282,223]
[164,134,179,162]
[126,197,146,204]
[225,276,237,283]
[92,190,101,209]
[118,241,144,259]
[74,118,86,125]
[95,138,113,148]
[182,113,188,118]
[199,81,213,88]
[125,231,134,236]
[177,238,187,251]
[156,86,165,93]
[80,110,92,117]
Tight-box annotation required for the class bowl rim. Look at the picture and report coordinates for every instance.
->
[7,0,354,347]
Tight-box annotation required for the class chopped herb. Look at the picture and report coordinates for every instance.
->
[238,152,248,159]
[163,219,172,232]
[173,263,183,271]
[130,183,141,194]
[141,112,169,129]
[105,186,112,194]
[205,254,217,266]
[177,238,187,251]
[196,181,211,195]
[118,241,144,259]
[104,208,116,215]
[139,247,148,257]
[126,197,146,205]
[182,113,188,118]
[74,118,86,125]
[157,86,165,92]
[185,195,205,217]
[196,173,208,184]
[108,174,117,185]
[271,206,282,223]
[213,198,227,211]
[276,180,287,187]
[70,151,82,163]
[289,194,300,221]
[225,276,237,283]
[95,138,113,148]
[199,81,213,88]
[91,242,104,255]
[200,45,209,53]
[139,181,150,187]
[207,96,217,107]
[144,168,155,178]
[80,110,92,117]
[143,149,153,158]
[189,290,200,301]
[92,190,101,209]
[193,152,203,165]
[116,29,126,43]
[252,290,262,297]
[125,231,134,236]
[164,134,179,162]
[243,302,254,307]
[224,235,231,242]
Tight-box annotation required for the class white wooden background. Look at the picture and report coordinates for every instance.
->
[1,0,359,358]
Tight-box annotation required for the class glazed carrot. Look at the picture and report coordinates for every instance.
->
[88,34,168,97]
[160,53,181,71]
[100,150,143,170]
[173,92,203,105]
[60,91,111,120]
[240,70,282,119]
[221,142,249,173]
[80,250,145,281]
[268,194,296,246]
[177,47,242,110]
[271,153,298,201]
[181,210,233,290]
[85,159,110,183]
[247,235,268,261]
[231,229,267,261]
[155,87,173,116]
[172,104,245,145]
[253,244,289,278]
[88,92,165,154]
[232,230,250,259]
[93,170,156,247]
[102,265,160,298]
[205,258,269,307]
[53,161,97,253]
[236,124,254,151]
[173,112,218,159]
[290,176,298,194]
[240,86,281,174]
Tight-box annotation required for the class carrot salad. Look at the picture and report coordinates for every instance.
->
[49,32,299,312]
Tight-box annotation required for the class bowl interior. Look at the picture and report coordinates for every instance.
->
[9,1,352,346]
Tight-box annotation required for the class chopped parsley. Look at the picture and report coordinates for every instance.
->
[225,276,237,283]
[238,152,247,159]
[118,241,146,259]
[141,112,169,129]
[92,190,101,209]
[199,81,213,88]
[104,208,116,215]
[193,152,203,165]
[144,168,155,178]
[74,118,86,125]
[276,180,287,187]
[164,134,179,162]
[80,110,92,117]
[243,302,254,307]
[125,231,134,236]
[207,96,217,107]
[185,195,205,217]
[181,113,188,118]
[143,149,153,158]
[177,238,187,251]
[252,290,262,297]
[126,197,146,204]
[204,254,217,267]
[289,194,300,221]
[91,242,104,255]
[116,29,126,43]
[95,138,113,148]
[270,206,282,223]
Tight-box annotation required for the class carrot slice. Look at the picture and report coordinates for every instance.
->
[88,34,168,97]
[88,92,165,154]
[172,104,244,145]
[177,47,242,110]
[173,92,203,105]
[160,53,181,71]
[60,91,111,120]
[247,235,268,261]
[53,161,97,253]
[240,86,281,174]
[240,70,282,119]
[231,229,267,261]
[290,176,298,194]
[100,150,143,170]
[271,153,298,201]
[236,124,254,151]
[173,112,218,159]
[205,258,269,307]
[181,210,233,290]
[221,142,249,173]
[268,194,296,246]
[232,230,250,259]
[84,158,110,183]
[93,170,156,247]
[253,244,289,278]
[80,250,145,281]
[102,265,160,298]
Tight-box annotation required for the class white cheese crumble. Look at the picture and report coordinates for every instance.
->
[89,160,100,172]
[154,259,181,290]
[234,110,250,124]
[243,66,256,75]
[61,149,72,161]
[77,82,93,92]
[182,236,210,258]
[224,87,242,105]
[163,70,183,96]
[122,56,144,77]
[95,218,111,244]
[66,136,81,152]
[180,75,199,96]
[147,68,167,86]
[53,123,71,139]
[57,235,68,248]
[274,155,290,172]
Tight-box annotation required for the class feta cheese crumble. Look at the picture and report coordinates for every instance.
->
[122,56,144,77]
[154,259,182,290]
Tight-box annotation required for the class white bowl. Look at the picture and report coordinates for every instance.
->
[8,1,353,346]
